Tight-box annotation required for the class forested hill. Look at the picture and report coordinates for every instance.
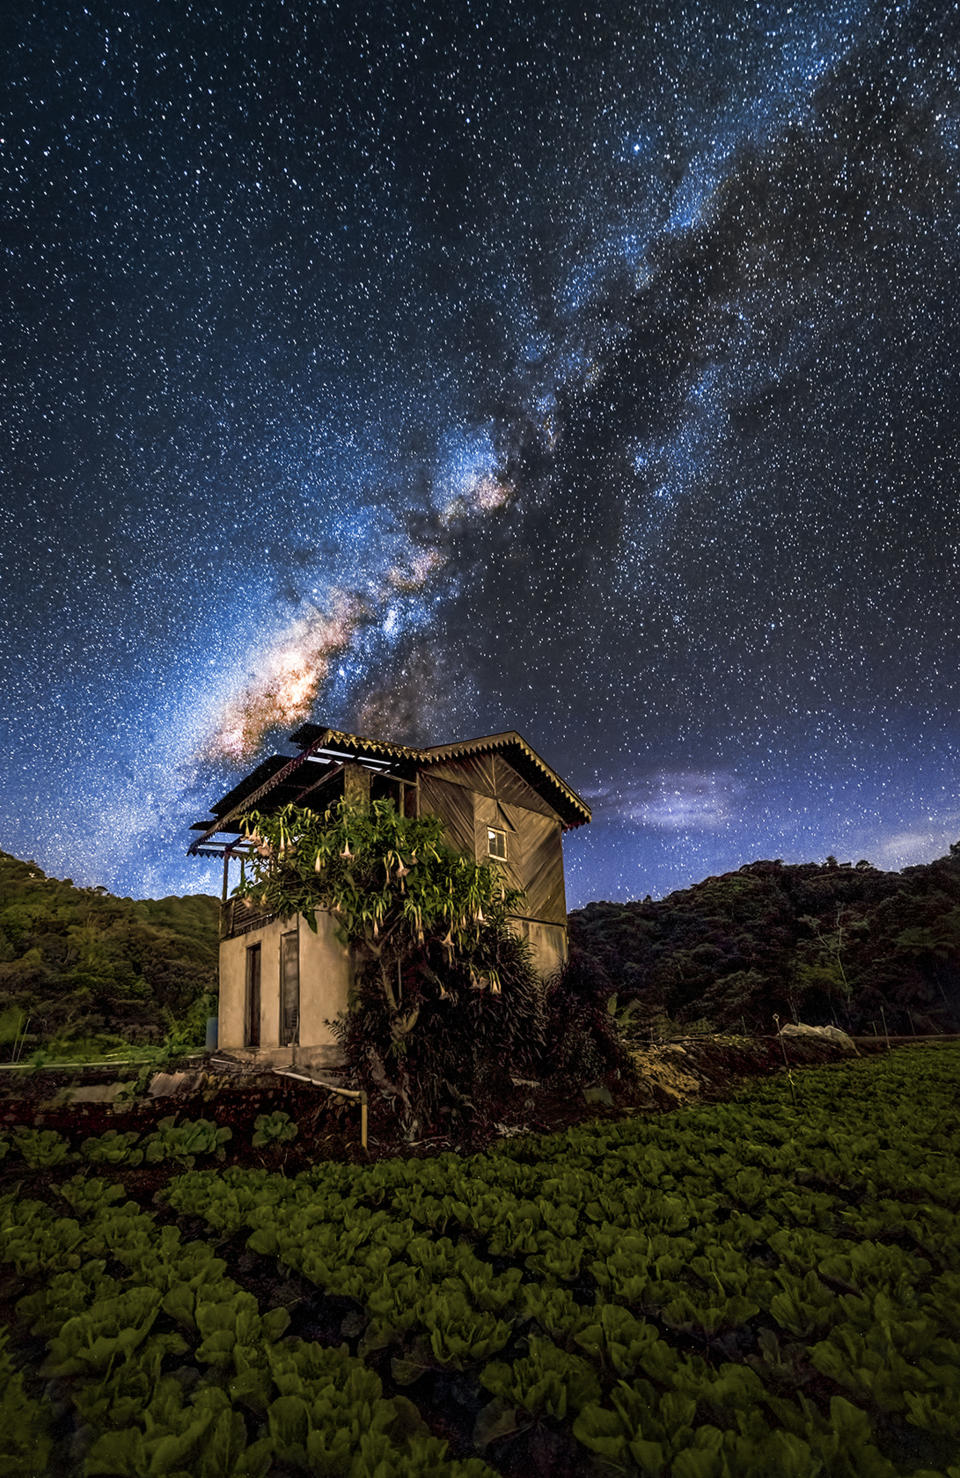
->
[569,848,960,1036]
[0,850,219,1050]
[6,839,960,1053]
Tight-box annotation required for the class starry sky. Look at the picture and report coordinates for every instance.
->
[2,0,959,907]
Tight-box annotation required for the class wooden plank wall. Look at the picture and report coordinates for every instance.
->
[424,755,567,926]
[418,773,476,857]
[492,754,557,818]
[474,795,566,924]
[427,752,497,797]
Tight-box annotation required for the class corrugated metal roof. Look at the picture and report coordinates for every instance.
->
[190,724,590,854]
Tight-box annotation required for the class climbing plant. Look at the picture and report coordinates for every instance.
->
[234,799,542,1133]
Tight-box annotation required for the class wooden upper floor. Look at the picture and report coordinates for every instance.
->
[192,726,590,936]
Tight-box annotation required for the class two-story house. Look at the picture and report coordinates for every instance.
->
[189,726,590,1067]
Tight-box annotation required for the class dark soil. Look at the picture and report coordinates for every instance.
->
[0,1032,893,1187]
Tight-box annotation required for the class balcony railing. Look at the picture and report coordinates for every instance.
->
[220,898,277,940]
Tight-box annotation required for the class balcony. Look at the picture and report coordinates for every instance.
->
[220,897,277,941]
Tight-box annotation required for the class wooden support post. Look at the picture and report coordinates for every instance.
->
[343,762,371,810]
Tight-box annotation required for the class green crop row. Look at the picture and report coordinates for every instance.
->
[0,1112,297,1172]
[0,1116,237,1170]
[156,1045,960,1476]
[2,1044,958,1475]
[0,1181,497,1477]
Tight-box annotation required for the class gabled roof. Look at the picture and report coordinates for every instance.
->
[422,731,590,827]
[189,724,591,854]
[291,725,591,828]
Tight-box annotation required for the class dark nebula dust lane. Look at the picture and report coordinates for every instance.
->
[1,0,958,903]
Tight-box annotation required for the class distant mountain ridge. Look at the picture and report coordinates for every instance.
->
[0,850,219,1051]
[4,842,960,1054]
[569,848,960,1036]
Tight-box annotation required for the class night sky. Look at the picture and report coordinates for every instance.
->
[2,0,959,907]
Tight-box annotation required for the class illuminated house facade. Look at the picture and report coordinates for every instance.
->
[190,726,590,1065]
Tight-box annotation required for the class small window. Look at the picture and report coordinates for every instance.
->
[487,827,507,860]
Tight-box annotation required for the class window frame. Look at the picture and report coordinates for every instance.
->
[486,825,507,860]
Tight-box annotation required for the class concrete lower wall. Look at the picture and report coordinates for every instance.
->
[219,908,564,1056]
[299,913,353,1045]
[218,911,352,1052]
[510,917,568,979]
[219,917,284,1049]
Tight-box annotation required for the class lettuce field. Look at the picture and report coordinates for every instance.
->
[1,1044,958,1477]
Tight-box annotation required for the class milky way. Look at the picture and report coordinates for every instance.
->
[2,0,959,904]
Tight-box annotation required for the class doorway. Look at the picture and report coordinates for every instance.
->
[244,944,261,1048]
[280,930,300,1047]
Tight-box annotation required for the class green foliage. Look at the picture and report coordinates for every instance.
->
[251,1110,299,1148]
[81,1129,144,1166]
[0,1194,87,1276]
[236,798,523,973]
[42,1286,173,1378]
[237,798,543,1134]
[57,1175,129,1218]
[83,1383,273,1477]
[0,848,219,1048]
[570,848,960,1034]
[1,1046,958,1477]
[0,1329,53,1475]
[480,1335,602,1422]
[11,1125,73,1168]
[540,947,632,1087]
[143,1116,232,1166]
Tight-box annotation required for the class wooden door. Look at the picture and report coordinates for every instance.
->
[244,944,261,1048]
[280,930,300,1047]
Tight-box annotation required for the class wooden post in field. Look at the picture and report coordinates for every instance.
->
[774,1013,798,1108]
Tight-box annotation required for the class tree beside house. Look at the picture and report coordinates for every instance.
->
[189,726,590,1070]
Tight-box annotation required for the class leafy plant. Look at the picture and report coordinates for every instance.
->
[57,1174,128,1217]
[143,1116,232,1166]
[0,1193,86,1275]
[81,1128,144,1166]
[11,1125,73,1168]
[574,1304,669,1379]
[195,1288,289,1369]
[42,1286,176,1377]
[83,1381,272,1478]
[0,1329,53,1475]
[252,1110,299,1148]
[16,1261,120,1337]
[479,1335,602,1423]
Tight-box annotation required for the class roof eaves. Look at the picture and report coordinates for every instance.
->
[421,731,591,827]
[188,728,337,854]
[319,728,423,763]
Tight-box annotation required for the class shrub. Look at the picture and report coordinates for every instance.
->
[540,949,631,1088]
[334,930,544,1137]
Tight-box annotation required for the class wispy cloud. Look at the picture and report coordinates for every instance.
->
[868,819,960,872]
[586,770,744,832]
